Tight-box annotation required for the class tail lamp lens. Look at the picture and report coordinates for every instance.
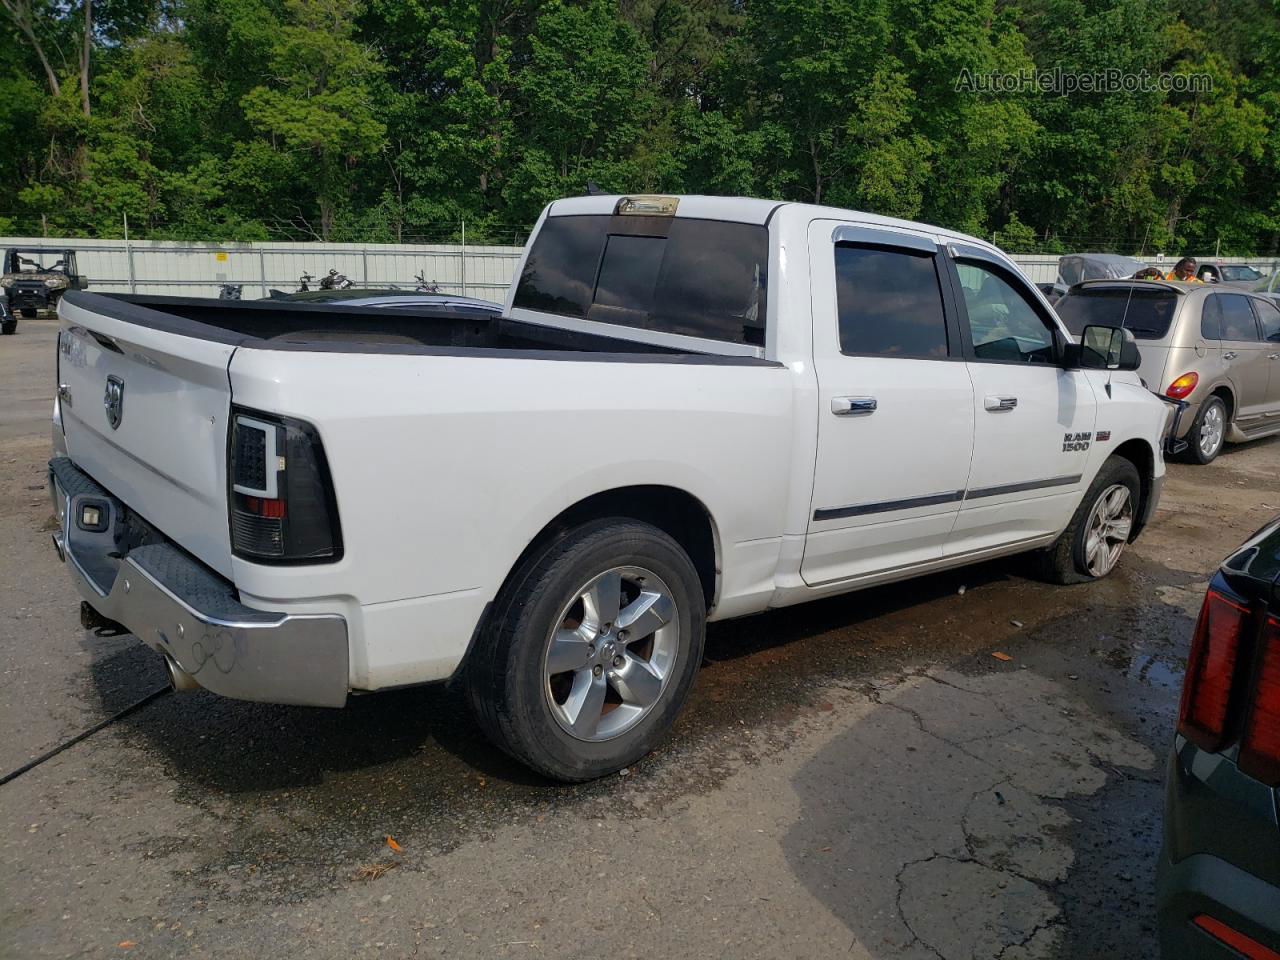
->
[1239,615,1280,785]
[1177,589,1249,750]
[229,410,342,562]
[1166,372,1199,400]
[1192,915,1280,960]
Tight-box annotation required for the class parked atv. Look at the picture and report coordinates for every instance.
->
[1,248,88,318]
[319,268,353,291]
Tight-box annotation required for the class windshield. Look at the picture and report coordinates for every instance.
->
[9,252,67,273]
[1055,287,1179,340]
[1221,265,1261,282]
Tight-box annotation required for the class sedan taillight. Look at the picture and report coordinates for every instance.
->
[1166,372,1199,400]
[1177,589,1249,751]
[1239,615,1280,786]
[228,409,342,563]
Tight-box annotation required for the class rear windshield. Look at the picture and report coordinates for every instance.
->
[1055,287,1178,340]
[512,214,768,346]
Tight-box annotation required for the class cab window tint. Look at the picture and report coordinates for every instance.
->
[512,214,768,345]
[1252,298,1280,341]
[834,246,948,358]
[955,262,1055,362]
[1218,294,1261,341]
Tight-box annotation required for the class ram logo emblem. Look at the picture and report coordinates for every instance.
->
[104,375,125,430]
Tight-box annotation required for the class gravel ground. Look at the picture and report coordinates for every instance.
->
[2,314,1278,959]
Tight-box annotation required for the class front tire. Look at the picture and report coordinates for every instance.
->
[1,318,15,335]
[1187,395,1227,464]
[1038,456,1140,584]
[466,519,706,782]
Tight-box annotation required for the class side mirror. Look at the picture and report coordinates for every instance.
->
[1078,324,1141,371]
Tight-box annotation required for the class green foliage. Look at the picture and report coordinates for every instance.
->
[0,0,1276,252]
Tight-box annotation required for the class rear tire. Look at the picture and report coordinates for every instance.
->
[466,519,706,782]
[1186,395,1227,464]
[1,319,15,335]
[1037,456,1141,585]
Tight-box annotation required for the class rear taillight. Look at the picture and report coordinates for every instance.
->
[1192,915,1280,960]
[1177,589,1249,751]
[228,409,342,563]
[1166,371,1199,400]
[1239,615,1280,785]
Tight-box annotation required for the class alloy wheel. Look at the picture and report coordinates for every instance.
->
[1199,402,1225,459]
[1083,484,1133,577]
[542,565,679,741]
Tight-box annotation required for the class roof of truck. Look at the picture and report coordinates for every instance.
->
[544,194,1002,260]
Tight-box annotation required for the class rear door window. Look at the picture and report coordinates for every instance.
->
[1055,287,1178,340]
[1218,294,1261,341]
[834,246,949,358]
[1252,297,1280,341]
[512,214,768,346]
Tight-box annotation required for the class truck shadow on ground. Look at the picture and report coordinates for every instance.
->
[92,558,1018,796]
[80,551,1182,901]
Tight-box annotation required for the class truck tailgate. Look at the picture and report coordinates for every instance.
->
[58,295,237,577]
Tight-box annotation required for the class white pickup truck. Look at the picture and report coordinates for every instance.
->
[50,194,1170,780]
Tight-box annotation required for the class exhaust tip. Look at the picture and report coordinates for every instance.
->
[164,656,201,693]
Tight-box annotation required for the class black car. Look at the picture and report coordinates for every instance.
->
[1158,515,1280,959]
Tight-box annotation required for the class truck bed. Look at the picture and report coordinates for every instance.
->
[65,292,698,356]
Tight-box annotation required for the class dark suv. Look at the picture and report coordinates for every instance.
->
[1158,516,1280,958]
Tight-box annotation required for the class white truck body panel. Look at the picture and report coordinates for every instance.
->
[57,296,237,576]
[51,195,1171,700]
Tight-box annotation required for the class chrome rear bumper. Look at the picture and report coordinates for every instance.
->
[49,457,349,707]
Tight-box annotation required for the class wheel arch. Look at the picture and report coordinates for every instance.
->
[1109,437,1156,541]
[496,485,721,615]
[1206,383,1235,420]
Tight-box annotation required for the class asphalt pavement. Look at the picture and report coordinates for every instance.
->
[2,314,1278,959]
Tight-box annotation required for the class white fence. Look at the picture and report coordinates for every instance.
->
[1003,255,1279,285]
[3,235,1277,302]
[0,237,525,304]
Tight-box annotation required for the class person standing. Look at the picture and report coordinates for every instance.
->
[1164,257,1203,282]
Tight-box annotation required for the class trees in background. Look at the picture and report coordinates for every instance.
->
[1,0,1276,253]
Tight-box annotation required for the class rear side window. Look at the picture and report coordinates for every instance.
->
[1201,296,1222,340]
[512,215,768,346]
[1218,294,1261,341]
[834,246,948,358]
[1250,298,1280,342]
[1055,287,1178,340]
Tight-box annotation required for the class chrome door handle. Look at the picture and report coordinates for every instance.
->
[831,396,877,416]
[1223,351,1238,360]
[984,395,1018,412]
